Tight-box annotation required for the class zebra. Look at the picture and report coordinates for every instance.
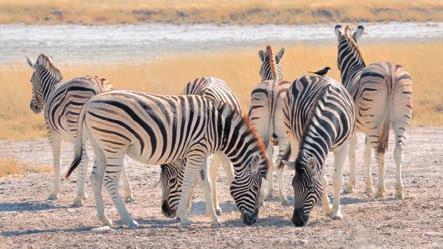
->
[334,25,413,199]
[248,45,291,204]
[65,90,270,228]
[282,75,355,227]
[160,76,238,218]
[26,54,133,206]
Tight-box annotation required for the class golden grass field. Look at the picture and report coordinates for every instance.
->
[0,41,442,140]
[0,158,52,178]
[0,0,442,25]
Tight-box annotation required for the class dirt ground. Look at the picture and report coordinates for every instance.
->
[0,127,442,248]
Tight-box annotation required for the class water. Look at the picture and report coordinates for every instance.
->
[1,22,442,63]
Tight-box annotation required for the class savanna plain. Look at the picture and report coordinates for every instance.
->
[1,1,443,248]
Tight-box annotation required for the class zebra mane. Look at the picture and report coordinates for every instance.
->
[34,54,63,82]
[342,26,365,66]
[265,45,277,79]
[241,114,270,171]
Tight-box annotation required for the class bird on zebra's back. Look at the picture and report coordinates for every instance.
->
[282,74,355,227]
[65,90,270,228]
[248,45,291,205]
[160,76,239,219]
[308,66,331,76]
[334,24,413,199]
[25,54,134,207]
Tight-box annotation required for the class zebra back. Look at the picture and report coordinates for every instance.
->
[285,75,355,170]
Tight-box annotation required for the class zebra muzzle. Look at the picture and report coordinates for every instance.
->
[292,208,309,227]
[161,200,176,218]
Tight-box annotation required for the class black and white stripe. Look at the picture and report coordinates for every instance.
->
[282,75,355,226]
[26,54,132,206]
[66,90,269,227]
[335,25,413,199]
[160,76,239,219]
[249,45,290,204]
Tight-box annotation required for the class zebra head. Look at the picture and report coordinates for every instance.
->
[284,156,323,227]
[334,25,365,84]
[159,160,185,218]
[230,150,269,225]
[258,45,285,81]
[26,54,62,114]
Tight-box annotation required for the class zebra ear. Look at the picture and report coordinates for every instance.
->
[275,48,285,64]
[282,159,295,169]
[307,157,320,179]
[353,25,364,41]
[26,56,34,68]
[250,152,261,175]
[334,24,342,39]
[258,50,265,62]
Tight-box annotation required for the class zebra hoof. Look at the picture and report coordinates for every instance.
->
[125,219,139,229]
[211,217,221,227]
[72,198,84,207]
[215,208,222,216]
[395,185,404,200]
[365,186,374,195]
[98,216,113,227]
[331,212,343,220]
[375,188,386,198]
[344,185,354,194]
[280,198,290,206]
[48,193,59,201]
[125,196,135,203]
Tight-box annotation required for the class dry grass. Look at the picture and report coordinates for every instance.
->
[0,0,442,25]
[0,158,52,178]
[0,41,441,140]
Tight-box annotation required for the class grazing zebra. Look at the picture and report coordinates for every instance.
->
[249,45,290,204]
[282,75,355,226]
[26,54,133,206]
[160,76,238,218]
[335,25,413,199]
[65,90,269,227]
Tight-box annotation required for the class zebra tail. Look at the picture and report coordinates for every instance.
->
[377,78,392,154]
[65,107,87,179]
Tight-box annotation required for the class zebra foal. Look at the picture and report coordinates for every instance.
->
[65,90,269,227]
[335,25,413,199]
[283,75,355,226]
[26,54,133,206]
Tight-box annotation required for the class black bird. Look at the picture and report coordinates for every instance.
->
[309,66,331,76]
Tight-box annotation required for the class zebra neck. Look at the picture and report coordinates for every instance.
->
[338,44,366,89]
[40,73,62,103]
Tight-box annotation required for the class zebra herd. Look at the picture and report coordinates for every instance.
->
[25,25,412,228]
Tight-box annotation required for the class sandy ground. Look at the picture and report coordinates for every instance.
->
[0,127,442,248]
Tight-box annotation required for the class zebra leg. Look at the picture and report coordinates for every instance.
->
[103,155,138,228]
[48,135,61,200]
[209,154,223,216]
[220,153,234,185]
[374,151,387,198]
[73,147,89,206]
[201,157,221,225]
[264,145,274,200]
[177,156,202,226]
[321,175,332,216]
[344,135,357,193]
[121,160,135,203]
[363,139,374,194]
[331,143,348,219]
[275,139,290,205]
[393,124,407,200]
[91,157,112,227]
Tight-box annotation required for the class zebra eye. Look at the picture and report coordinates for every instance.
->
[252,184,259,192]
[168,178,176,185]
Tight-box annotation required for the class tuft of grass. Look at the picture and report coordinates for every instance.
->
[0,158,52,178]
[0,41,442,140]
[0,0,442,25]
